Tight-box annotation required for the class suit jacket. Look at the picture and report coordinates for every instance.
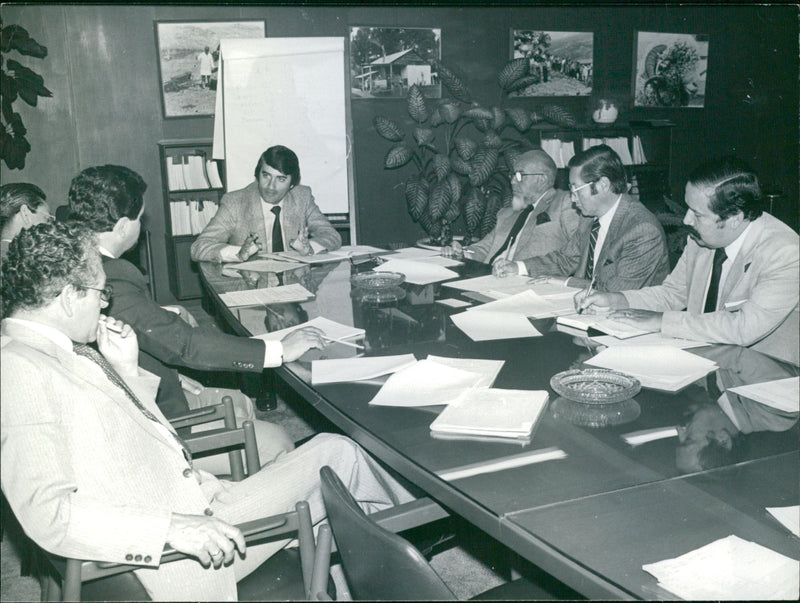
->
[190,182,342,263]
[0,320,238,600]
[623,213,799,365]
[465,188,584,263]
[522,195,670,291]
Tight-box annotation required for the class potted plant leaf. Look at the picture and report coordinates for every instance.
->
[374,58,578,246]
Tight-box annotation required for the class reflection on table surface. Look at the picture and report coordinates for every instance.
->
[199,257,799,600]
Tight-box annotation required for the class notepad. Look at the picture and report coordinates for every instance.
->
[430,388,549,440]
[642,534,799,600]
[728,377,799,413]
[557,312,656,339]
[218,283,313,307]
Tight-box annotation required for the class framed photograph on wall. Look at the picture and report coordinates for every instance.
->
[349,26,441,99]
[155,19,266,119]
[633,31,709,108]
[510,30,594,97]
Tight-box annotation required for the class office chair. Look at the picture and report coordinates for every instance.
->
[319,465,575,601]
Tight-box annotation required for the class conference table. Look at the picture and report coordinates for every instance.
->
[198,254,799,600]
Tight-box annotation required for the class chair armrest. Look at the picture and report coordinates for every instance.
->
[169,405,218,430]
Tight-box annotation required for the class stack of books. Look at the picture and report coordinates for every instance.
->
[166,153,224,191]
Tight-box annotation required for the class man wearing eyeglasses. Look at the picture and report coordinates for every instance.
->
[495,144,669,294]
[443,149,582,267]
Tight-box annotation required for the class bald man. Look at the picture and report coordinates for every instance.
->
[443,149,584,269]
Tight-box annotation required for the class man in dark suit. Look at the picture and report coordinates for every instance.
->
[65,165,328,473]
[494,144,670,292]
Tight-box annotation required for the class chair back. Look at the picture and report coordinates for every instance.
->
[319,466,455,601]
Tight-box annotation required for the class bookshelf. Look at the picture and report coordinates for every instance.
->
[530,120,675,206]
[158,138,225,299]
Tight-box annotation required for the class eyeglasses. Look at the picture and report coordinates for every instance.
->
[569,181,595,196]
[512,171,545,182]
[77,283,113,303]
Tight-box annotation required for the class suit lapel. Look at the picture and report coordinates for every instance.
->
[595,196,629,269]
[244,183,268,246]
[719,218,763,304]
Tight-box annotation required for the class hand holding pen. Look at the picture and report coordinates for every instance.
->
[237,232,262,261]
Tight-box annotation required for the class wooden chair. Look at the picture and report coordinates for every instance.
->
[318,465,575,601]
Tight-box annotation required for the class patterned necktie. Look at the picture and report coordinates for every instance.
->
[271,205,284,253]
[489,204,534,264]
[585,219,601,280]
[704,247,728,313]
[73,343,192,461]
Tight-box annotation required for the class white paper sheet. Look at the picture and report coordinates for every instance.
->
[586,346,717,392]
[766,506,800,537]
[591,332,709,349]
[436,298,472,308]
[728,377,799,413]
[374,259,459,285]
[311,354,417,385]
[369,359,491,407]
[405,255,463,267]
[437,447,568,481]
[218,283,314,307]
[225,259,306,273]
[468,289,574,318]
[430,388,550,438]
[443,274,532,295]
[251,316,364,343]
[385,246,442,260]
[622,426,679,446]
[425,356,505,389]
[451,310,542,341]
[642,534,799,600]
[326,245,388,258]
[557,313,656,339]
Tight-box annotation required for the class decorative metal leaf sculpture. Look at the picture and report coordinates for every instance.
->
[497,58,530,90]
[384,143,414,169]
[505,75,541,92]
[407,84,428,123]
[405,178,429,221]
[455,137,478,160]
[469,147,499,187]
[462,187,485,233]
[427,181,452,220]
[438,100,461,124]
[542,104,578,127]
[492,106,506,130]
[434,61,472,103]
[463,106,493,121]
[374,116,404,141]
[505,107,532,132]
[432,153,450,181]
[413,127,434,147]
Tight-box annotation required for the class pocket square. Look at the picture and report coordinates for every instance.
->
[535,212,551,225]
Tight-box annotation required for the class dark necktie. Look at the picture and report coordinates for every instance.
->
[73,343,192,462]
[271,206,284,253]
[489,204,534,264]
[704,247,728,313]
[585,219,601,280]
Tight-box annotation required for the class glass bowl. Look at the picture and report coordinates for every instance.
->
[350,271,405,290]
[550,368,640,405]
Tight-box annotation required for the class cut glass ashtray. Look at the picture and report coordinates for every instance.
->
[550,369,641,404]
[350,271,405,290]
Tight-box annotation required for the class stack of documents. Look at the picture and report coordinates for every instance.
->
[374,258,459,285]
[369,356,504,407]
[727,377,800,413]
[557,313,656,339]
[585,345,718,392]
[218,283,313,307]
[430,388,549,440]
[468,289,576,319]
[642,535,799,600]
[311,354,417,385]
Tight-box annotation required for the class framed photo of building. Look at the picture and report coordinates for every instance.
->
[349,26,441,99]
[155,19,266,119]
[510,30,594,97]
[633,31,709,108]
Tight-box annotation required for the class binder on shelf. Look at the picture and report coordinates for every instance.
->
[206,160,224,188]
[170,199,219,235]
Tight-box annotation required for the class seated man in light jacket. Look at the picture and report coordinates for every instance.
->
[191,145,341,263]
[580,156,799,365]
[443,149,583,267]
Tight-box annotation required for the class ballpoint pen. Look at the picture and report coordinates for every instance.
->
[321,336,365,350]
[578,275,596,314]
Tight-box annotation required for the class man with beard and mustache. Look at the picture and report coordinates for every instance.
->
[579,156,799,365]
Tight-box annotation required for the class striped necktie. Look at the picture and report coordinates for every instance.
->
[73,343,192,462]
[585,219,601,280]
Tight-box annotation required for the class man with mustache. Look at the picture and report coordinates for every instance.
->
[580,156,799,365]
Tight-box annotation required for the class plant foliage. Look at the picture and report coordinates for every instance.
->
[1,22,52,169]
[373,59,578,245]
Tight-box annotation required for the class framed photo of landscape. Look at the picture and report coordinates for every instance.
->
[349,26,442,99]
[633,31,709,108]
[155,19,266,119]
[510,30,594,97]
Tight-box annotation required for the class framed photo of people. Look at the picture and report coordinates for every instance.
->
[154,19,266,119]
[510,30,594,97]
[349,26,442,99]
[633,31,709,108]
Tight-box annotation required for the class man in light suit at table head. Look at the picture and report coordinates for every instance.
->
[580,156,799,365]
[494,144,670,293]
[443,149,583,271]
[0,221,412,601]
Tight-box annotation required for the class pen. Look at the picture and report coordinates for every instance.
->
[321,336,365,350]
[578,275,596,315]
